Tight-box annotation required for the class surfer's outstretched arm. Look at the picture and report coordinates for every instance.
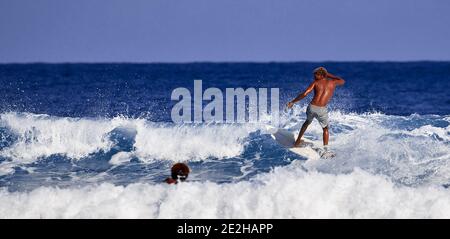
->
[287,82,315,108]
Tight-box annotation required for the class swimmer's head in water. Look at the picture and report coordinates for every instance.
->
[313,67,328,79]
[171,163,190,182]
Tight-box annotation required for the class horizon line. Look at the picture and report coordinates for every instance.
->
[1,60,450,65]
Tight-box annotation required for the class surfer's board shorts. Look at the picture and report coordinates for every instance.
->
[306,104,329,128]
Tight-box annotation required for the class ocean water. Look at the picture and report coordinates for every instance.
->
[0,62,449,218]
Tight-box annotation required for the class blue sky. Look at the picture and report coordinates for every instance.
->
[0,0,449,62]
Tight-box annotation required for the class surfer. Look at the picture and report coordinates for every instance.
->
[165,163,190,184]
[287,67,345,150]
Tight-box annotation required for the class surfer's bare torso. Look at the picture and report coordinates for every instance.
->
[310,78,338,107]
[287,72,345,108]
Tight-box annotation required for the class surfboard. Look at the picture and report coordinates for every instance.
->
[267,126,335,160]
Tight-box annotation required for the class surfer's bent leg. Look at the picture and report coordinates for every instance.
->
[323,126,329,146]
[294,105,314,147]
[294,120,311,147]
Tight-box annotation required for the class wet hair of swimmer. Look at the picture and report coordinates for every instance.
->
[171,163,190,182]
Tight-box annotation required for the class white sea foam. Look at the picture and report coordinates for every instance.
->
[0,162,15,176]
[302,111,450,186]
[0,107,450,185]
[133,123,255,162]
[410,124,450,141]
[109,152,133,165]
[0,113,258,164]
[0,110,448,186]
[0,113,114,163]
[0,167,449,219]
[0,110,449,218]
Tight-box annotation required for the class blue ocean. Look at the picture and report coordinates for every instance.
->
[0,62,449,218]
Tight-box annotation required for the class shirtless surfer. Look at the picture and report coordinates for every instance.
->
[287,67,345,151]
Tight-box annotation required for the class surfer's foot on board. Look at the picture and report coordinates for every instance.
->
[319,146,336,159]
[293,139,305,147]
[320,151,336,159]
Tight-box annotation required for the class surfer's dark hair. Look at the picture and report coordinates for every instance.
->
[171,163,190,181]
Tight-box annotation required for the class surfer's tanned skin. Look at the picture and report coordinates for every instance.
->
[287,67,345,147]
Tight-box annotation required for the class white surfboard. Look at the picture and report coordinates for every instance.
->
[267,126,335,160]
